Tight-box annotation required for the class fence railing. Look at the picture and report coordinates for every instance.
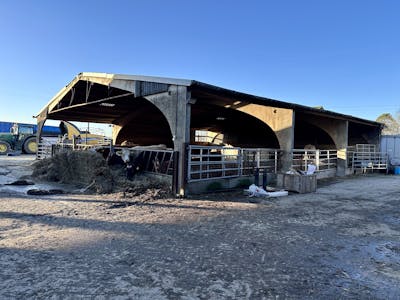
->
[187,145,241,182]
[37,137,112,160]
[291,149,338,172]
[351,151,388,171]
[37,143,102,159]
[187,145,282,182]
[241,148,282,175]
[356,144,376,153]
[347,144,388,171]
[37,141,53,160]
[347,146,355,168]
[47,143,108,157]
[122,147,175,176]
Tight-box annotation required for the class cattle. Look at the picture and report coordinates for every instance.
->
[104,144,171,180]
[130,152,146,178]
[116,148,131,164]
[101,148,124,166]
[113,148,146,180]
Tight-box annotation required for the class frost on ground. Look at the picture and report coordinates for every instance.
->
[0,156,400,299]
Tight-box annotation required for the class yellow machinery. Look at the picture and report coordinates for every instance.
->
[59,121,110,145]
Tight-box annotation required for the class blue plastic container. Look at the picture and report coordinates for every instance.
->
[394,166,400,175]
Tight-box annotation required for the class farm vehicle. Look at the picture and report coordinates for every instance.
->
[0,121,109,155]
[0,123,37,155]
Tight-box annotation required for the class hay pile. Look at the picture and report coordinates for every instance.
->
[32,151,171,196]
[33,151,113,193]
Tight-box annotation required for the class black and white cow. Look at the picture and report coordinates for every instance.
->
[115,148,146,180]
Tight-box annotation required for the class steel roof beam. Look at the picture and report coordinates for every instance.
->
[49,92,134,114]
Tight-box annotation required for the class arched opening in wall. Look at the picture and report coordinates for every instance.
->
[190,104,280,148]
[348,122,379,146]
[115,98,173,148]
[294,121,336,149]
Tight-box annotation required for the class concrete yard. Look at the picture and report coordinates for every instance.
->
[0,156,399,299]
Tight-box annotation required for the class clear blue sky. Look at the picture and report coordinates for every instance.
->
[0,0,399,125]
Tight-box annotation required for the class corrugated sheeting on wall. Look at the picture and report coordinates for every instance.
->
[381,135,400,160]
[136,81,169,97]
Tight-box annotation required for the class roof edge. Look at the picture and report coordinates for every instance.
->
[80,72,193,86]
[191,81,382,127]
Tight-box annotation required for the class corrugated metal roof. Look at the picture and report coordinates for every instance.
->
[37,72,382,127]
[190,81,383,127]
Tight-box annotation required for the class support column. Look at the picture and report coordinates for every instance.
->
[35,110,47,159]
[276,113,295,172]
[172,86,191,196]
[36,111,47,145]
[334,121,349,176]
[145,85,191,196]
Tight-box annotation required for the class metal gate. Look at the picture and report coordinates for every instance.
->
[349,144,388,172]
[187,145,282,182]
[291,149,338,172]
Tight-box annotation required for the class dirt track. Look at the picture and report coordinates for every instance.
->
[0,156,400,299]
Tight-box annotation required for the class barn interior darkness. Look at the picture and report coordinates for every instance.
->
[115,101,282,149]
[190,103,280,148]
[294,122,335,149]
[114,98,173,147]
[348,122,379,145]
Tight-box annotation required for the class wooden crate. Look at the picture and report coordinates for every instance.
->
[276,173,317,193]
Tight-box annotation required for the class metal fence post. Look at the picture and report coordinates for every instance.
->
[172,151,180,196]
[256,150,260,169]
[187,145,191,182]
[304,150,308,172]
[254,168,259,186]
[239,148,243,176]
[327,150,330,169]
[72,136,76,150]
[262,168,267,190]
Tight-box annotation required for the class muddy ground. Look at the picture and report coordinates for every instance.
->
[0,155,399,299]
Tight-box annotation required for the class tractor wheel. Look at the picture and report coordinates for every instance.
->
[23,137,37,154]
[0,141,11,155]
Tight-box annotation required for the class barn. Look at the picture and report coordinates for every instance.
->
[36,72,383,195]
